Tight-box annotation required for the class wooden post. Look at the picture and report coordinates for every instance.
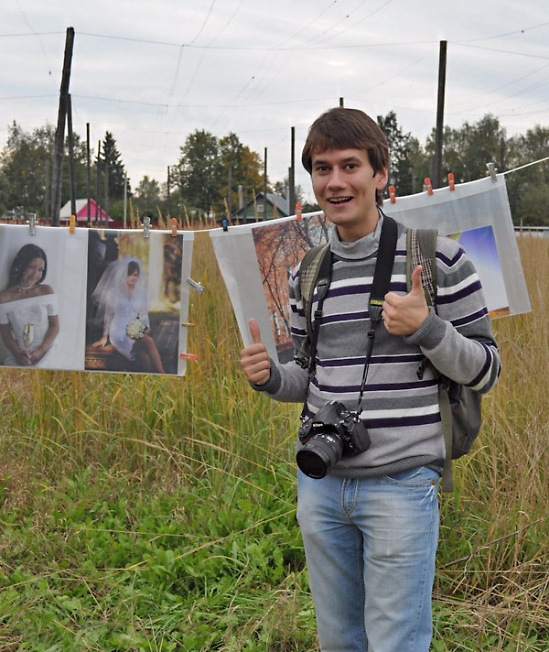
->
[433,40,447,189]
[263,147,268,220]
[51,27,75,226]
[289,126,296,216]
[67,94,77,217]
[95,141,101,226]
[86,123,91,227]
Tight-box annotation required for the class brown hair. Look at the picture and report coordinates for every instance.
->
[301,107,389,206]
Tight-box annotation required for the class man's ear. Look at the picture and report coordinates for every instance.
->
[376,167,389,189]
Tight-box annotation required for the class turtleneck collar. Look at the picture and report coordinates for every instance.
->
[329,212,384,260]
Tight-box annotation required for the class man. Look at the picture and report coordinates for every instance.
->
[240,107,500,652]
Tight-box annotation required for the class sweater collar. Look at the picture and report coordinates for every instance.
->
[329,212,384,260]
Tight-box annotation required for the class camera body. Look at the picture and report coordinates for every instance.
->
[297,401,371,479]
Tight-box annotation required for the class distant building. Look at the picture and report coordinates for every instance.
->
[233,192,289,222]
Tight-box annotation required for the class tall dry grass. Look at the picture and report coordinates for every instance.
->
[0,232,547,649]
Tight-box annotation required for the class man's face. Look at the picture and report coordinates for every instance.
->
[310,148,388,242]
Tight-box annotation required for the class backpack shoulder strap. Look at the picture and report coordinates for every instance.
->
[295,243,331,369]
[407,228,454,492]
[406,228,437,307]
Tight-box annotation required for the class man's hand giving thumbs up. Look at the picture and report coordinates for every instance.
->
[382,265,430,336]
[239,318,271,385]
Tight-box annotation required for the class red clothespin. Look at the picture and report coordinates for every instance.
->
[448,173,455,191]
[171,218,178,236]
[296,202,302,221]
[388,186,396,204]
[69,214,76,234]
[179,352,198,361]
[424,178,433,196]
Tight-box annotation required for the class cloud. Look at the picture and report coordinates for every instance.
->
[1,0,548,199]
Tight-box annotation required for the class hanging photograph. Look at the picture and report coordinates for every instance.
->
[0,224,88,370]
[85,229,192,375]
[251,214,330,362]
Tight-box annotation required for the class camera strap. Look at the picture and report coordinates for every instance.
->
[301,213,399,417]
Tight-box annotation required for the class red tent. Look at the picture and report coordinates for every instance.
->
[59,198,118,226]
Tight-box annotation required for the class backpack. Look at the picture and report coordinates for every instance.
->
[297,226,483,492]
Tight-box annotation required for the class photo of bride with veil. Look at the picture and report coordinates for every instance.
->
[85,230,184,375]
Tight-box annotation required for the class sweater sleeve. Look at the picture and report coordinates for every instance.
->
[405,236,501,394]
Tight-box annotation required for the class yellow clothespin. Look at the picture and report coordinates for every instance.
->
[69,214,76,233]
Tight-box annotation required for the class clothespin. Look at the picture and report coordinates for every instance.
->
[486,162,497,183]
[448,173,455,191]
[142,216,151,238]
[69,214,76,233]
[186,278,205,293]
[221,218,228,232]
[296,202,303,221]
[424,178,434,196]
[28,213,36,236]
[388,186,396,204]
[180,322,195,328]
[179,352,198,361]
[171,218,178,236]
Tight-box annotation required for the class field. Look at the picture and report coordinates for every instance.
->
[0,233,547,651]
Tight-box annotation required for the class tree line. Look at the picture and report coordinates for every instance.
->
[1,112,548,226]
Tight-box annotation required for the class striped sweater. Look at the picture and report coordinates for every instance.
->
[254,215,501,478]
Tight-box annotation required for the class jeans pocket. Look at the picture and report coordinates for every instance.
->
[385,466,439,487]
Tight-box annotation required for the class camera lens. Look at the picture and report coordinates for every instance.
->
[296,433,343,479]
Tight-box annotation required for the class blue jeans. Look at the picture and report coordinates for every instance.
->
[297,467,440,652]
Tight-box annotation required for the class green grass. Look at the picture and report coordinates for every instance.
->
[0,232,547,650]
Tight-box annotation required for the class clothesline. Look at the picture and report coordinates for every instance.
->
[503,155,549,175]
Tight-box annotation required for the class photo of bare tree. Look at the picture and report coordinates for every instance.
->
[252,214,331,362]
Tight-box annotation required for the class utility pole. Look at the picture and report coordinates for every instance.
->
[433,40,447,189]
[263,148,268,220]
[51,27,75,226]
[227,166,232,219]
[86,123,91,227]
[67,94,77,217]
[289,126,296,216]
[104,155,109,229]
[167,165,171,216]
[123,173,128,229]
[95,141,101,226]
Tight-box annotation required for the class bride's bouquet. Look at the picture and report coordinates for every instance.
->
[126,316,147,340]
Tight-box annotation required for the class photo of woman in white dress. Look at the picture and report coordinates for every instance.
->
[90,255,165,373]
[0,243,59,367]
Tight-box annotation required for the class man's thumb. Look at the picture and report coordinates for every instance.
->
[410,265,424,294]
[248,318,262,344]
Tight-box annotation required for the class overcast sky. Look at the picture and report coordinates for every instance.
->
[2,0,548,200]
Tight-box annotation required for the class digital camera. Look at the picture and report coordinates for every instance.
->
[296,401,371,479]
